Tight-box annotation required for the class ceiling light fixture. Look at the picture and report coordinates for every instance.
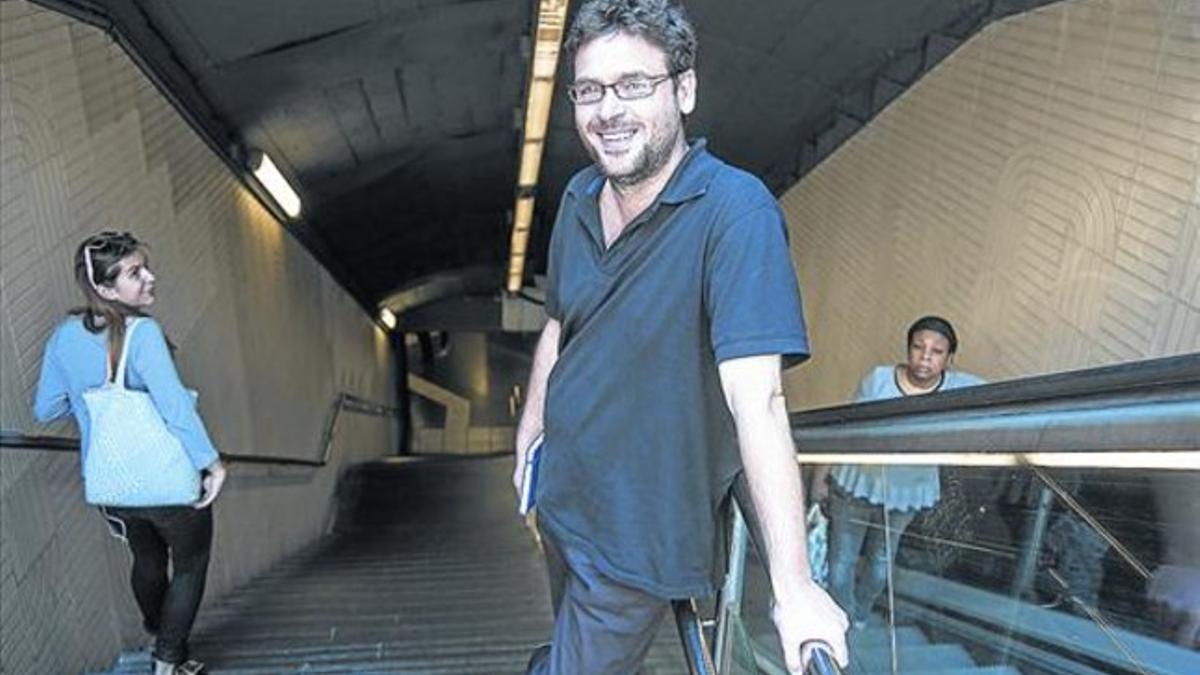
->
[379,307,398,331]
[249,150,302,218]
[506,0,570,292]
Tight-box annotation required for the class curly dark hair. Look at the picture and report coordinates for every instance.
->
[907,315,959,354]
[565,0,697,75]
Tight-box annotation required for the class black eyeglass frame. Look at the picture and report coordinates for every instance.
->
[566,72,679,105]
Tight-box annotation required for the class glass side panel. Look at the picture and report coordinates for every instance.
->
[745,464,1200,675]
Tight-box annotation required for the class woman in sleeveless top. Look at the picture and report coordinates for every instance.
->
[811,316,984,627]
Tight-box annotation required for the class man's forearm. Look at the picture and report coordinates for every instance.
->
[516,319,561,454]
[720,356,813,601]
[738,393,813,599]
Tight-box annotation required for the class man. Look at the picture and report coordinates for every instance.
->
[514,1,848,672]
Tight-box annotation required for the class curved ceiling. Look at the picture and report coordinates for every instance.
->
[61,0,1057,309]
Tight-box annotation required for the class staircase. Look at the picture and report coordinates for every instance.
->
[94,455,694,674]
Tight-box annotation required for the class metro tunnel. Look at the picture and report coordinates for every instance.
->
[1,0,1198,674]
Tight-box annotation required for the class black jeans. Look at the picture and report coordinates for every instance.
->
[101,505,213,664]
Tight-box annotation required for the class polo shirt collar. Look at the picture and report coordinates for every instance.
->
[659,138,718,204]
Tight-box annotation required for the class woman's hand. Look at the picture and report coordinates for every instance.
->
[194,460,227,509]
[808,465,831,506]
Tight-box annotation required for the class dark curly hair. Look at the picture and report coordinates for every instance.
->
[907,315,959,354]
[565,0,697,75]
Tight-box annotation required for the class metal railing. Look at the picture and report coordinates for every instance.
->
[0,391,401,467]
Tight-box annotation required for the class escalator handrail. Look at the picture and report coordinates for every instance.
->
[789,353,1199,455]
[791,352,1197,427]
[804,645,842,675]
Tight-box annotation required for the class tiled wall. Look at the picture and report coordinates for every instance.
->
[781,0,1199,409]
[0,3,397,673]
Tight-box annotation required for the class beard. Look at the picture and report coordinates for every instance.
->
[583,113,683,188]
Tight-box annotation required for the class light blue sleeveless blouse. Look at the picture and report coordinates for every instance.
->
[829,365,984,511]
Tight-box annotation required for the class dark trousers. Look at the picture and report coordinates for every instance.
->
[101,505,213,664]
[825,489,917,624]
[527,524,668,675]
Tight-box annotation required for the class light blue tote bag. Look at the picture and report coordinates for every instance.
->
[82,318,201,506]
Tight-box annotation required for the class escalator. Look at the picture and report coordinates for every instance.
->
[730,355,1200,675]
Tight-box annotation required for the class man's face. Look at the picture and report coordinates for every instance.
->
[572,31,696,188]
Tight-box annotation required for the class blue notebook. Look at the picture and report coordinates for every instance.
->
[518,434,544,515]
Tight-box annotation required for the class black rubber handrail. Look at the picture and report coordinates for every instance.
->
[789,352,1199,455]
[790,352,1198,427]
[1,391,400,467]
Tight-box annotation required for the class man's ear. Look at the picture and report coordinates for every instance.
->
[675,68,697,115]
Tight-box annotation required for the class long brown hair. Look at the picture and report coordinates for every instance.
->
[70,231,151,379]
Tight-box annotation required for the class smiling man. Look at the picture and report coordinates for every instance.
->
[514,1,848,673]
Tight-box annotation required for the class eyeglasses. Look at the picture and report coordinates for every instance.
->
[567,72,677,105]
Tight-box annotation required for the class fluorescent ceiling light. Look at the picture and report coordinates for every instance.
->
[249,151,302,218]
[507,0,569,292]
[379,307,398,330]
[518,140,544,187]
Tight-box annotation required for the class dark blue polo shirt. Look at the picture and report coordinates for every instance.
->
[539,139,810,599]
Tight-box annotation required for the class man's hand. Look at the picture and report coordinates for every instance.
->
[512,449,524,497]
[512,433,537,498]
[512,319,560,500]
[773,580,849,672]
[194,459,227,509]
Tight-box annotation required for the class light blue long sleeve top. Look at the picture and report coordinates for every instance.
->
[830,365,985,511]
[34,316,219,474]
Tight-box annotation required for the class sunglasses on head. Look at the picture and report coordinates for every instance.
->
[82,231,137,290]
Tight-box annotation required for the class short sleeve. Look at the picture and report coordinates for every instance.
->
[704,203,810,366]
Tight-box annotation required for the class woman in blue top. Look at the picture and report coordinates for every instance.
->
[34,231,227,675]
[811,316,984,628]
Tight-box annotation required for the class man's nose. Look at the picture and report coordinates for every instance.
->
[596,87,626,119]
